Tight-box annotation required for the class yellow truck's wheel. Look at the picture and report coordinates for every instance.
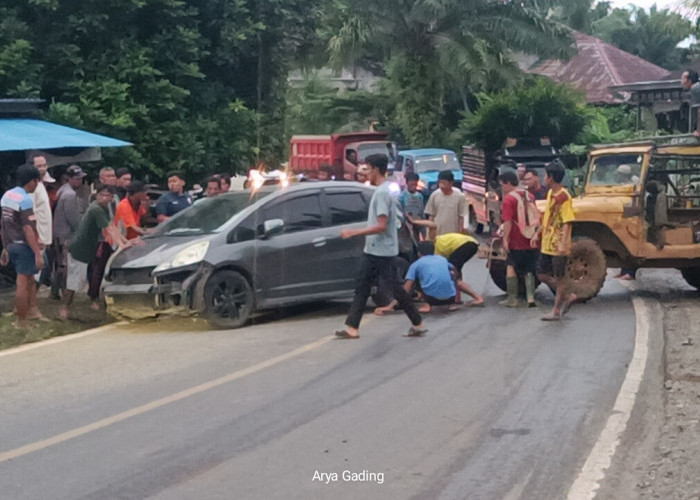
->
[565,238,607,300]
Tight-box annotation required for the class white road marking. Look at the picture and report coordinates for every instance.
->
[0,322,128,358]
[0,335,333,463]
[566,296,651,499]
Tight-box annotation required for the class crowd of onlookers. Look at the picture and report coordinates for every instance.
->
[0,156,237,329]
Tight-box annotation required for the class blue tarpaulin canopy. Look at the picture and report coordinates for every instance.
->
[0,118,131,152]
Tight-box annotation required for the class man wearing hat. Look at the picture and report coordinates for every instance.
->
[0,164,45,329]
[52,165,87,299]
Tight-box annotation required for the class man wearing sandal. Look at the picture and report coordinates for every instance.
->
[335,154,427,339]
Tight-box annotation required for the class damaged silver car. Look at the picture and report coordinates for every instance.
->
[103,182,413,328]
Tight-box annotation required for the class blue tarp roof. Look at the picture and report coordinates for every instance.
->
[0,118,132,152]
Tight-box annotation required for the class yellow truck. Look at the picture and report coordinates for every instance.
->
[486,135,700,298]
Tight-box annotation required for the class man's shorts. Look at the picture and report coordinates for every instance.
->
[7,243,38,276]
[537,253,568,278]
[66,252,89,292]
[506,249,539,275]
[424,294,456,306]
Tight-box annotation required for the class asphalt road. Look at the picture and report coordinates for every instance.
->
[0,260,637,500]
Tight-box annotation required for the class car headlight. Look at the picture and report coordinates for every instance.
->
[153,240,210,273]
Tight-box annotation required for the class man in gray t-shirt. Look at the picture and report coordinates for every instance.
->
[681,69,700,137]
[334,154,426,339]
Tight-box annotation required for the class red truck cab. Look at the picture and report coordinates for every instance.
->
[289,132,397,180]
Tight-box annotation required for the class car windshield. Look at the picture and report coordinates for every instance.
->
[413,154,460,173]
[588,154,643,186]
[151,191,273,236]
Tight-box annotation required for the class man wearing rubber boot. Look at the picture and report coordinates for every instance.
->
[498,171,540,308]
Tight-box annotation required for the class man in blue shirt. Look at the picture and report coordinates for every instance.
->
[335,154,426,339]
[156,170,193,223]
[375,240,477,314]
[0,165,44,329]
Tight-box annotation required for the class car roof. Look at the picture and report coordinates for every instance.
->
[399,148,456,157]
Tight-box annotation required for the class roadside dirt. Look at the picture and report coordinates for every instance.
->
[598,269,700,500]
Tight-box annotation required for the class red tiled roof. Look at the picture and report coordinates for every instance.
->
[528,31,671,104]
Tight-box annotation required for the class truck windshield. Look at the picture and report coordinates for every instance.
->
[358,143,397,162]
[588,154,643,186]
[414,154,460,173]
[150,191,273,236]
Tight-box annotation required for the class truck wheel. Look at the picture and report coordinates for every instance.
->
[468,207,484,234]
[203,270,254,329]
[565,238,607,300]
[680,267,700,289]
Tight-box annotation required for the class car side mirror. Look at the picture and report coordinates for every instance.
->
[262,219,284,239]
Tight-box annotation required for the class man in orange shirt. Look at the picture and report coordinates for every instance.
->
[114,181,149,240]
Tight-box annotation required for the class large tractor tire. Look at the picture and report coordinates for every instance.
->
[681,267,700,289]
[564,238,607,300]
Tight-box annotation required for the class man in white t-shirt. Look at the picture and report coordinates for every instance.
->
[28,155,54,296]
[424,170,467,236]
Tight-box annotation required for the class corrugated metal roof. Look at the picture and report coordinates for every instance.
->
[527,32,671,104]
[0,118,131,152]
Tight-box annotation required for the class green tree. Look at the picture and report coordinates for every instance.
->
[462,78,589,152]
[592,6,694,70]
[323,0,574,147]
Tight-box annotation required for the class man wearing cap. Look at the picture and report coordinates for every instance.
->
[114,180,149,239]
[52,165,87,299]
[29,155,54,291]
[1,164,45,329]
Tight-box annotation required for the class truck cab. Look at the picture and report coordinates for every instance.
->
[393,148,462,199]
[463,138,561,233]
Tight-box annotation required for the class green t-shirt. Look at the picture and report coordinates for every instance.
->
[69,202,111,263]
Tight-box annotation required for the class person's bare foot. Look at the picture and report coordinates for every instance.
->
[448,304,460,311]
[58,307,68,321]
[418,304,432,313]
[373,306,391,316]
[90,302,101,311]
[12,320,33,330]
[619,274,634,281]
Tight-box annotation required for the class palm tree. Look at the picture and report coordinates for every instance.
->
[325,0,574,146]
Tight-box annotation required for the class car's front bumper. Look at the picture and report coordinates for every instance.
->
[103,264,212,320]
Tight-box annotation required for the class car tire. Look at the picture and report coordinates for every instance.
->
[488,258,537,296]
[203,270,254,329]
[681,267,700,289]
[565,238,607,300]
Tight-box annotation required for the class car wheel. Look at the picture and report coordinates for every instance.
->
[203,270,254,329]
[565,238,607,300]
[681,267,700,289]
[488,258,537,296]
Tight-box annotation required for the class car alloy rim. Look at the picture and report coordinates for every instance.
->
[211,278,248,319]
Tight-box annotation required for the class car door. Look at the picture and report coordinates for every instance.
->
[319,187,371,292]
[253,190,328,300]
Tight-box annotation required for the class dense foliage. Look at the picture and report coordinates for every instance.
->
[0,0,698,181]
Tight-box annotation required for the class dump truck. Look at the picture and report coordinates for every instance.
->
[289,132,397,180]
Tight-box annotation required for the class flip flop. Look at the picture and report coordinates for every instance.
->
[541,312,561,321]
[404,327,428,337]
[465,301,485,308]
[335,330,359,340]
